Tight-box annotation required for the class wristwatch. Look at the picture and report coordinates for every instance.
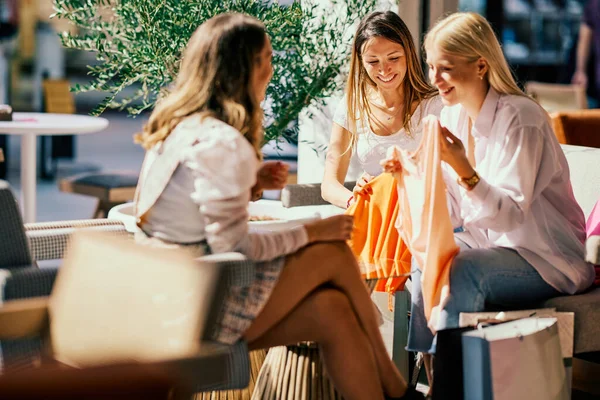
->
[457,171,480,191]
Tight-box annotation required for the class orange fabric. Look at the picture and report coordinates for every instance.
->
[391,116,459,331]
[346,173,412,294]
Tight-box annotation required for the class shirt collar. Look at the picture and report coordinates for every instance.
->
[471,87,500,138]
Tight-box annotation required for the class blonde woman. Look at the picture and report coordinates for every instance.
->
[389,12,594,387]
[134,13,423,400]
[322,11,441,209]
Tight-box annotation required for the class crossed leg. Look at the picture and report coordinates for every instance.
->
[249,287,383,400]
[243,242,408,399]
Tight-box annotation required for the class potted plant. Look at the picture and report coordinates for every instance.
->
[52,0,380,146]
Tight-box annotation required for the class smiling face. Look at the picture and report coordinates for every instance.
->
[361,37,407,92]
[252,35,273,103]
[426,44,489,109]
[426,41,491,117]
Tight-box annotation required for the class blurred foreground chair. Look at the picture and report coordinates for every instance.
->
[0,180,254,396]
[550,109,600,149]
[0,229,226,399]
[525,81,588,113]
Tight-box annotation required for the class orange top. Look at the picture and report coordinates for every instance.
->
[346,173,412,294]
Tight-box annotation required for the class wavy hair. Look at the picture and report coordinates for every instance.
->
[346,11,436,149]
[134,13,267,156]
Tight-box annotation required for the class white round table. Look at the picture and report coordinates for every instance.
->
[0,112,109,223]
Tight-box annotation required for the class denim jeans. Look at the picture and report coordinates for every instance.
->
[406,237,561,353]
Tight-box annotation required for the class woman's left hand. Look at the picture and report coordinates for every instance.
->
[439,125,475,178]
[257,161,289,190]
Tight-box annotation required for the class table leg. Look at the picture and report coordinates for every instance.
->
[21,134,37,223]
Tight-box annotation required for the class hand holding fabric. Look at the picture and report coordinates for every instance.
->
[439,123,475,178]
[380,146,403,176]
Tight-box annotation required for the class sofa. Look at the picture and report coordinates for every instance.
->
[282,144,600,383]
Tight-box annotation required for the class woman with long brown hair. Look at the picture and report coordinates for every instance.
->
[134,13,422,400]
[322,11,441,209]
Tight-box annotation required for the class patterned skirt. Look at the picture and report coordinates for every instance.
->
[212,256,286,344]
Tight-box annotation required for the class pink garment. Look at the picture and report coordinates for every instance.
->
[389,115,459,331]
[587,199,600,237]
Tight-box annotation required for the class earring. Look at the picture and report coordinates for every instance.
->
[480,75,483,80]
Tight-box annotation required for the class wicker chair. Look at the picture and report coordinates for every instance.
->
[0,180,252,394]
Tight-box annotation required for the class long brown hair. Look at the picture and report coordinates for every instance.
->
[134,13,267,156]
[346,11,436,149]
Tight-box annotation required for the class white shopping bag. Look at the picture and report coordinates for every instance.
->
[462,317,569,400]
[460,308,574,396]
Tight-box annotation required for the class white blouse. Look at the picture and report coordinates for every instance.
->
[441,88,594,294]
[140,116,309,261]
[333,95,443,176]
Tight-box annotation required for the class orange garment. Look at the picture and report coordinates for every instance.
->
[391,115,459,331]
[346,173,412,294]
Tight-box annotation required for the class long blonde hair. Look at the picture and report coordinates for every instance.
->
[346,11,436,149]
[424,12,525,98]
[134,13,267,156]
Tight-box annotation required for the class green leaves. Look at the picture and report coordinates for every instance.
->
[53,0,378,144]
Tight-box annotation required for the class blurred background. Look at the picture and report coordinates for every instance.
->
[0,0,591,221]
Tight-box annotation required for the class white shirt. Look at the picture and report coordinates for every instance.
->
[333,95,443,176]
[140,116,308,261]
[441,88,594,294]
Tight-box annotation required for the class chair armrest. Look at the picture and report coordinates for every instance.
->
[281,181,354,207]
[586,235,600,265]
[0,298,49,340]
[25,219,129,261]
[197,253,256,343]
[199,252,255,287]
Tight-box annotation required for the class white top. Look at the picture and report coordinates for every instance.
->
[441,88,594,294]
[140,116,309,261]
[0,112,109,135]
[333,95,443,176]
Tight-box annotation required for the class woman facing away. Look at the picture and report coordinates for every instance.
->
[133,13,423,400]
[322,11,442,209]
[383,11,595,391]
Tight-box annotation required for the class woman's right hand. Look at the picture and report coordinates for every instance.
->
[304,215,354,243]
[353,172,374,197]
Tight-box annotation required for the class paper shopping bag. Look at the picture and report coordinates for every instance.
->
[461,317,569,400]
[460,308,575,395]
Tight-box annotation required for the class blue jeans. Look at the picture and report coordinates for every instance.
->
[406,237,561,353]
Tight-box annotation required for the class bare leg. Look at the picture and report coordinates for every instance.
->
[249,288,384,400]
[423,354,433,395]
[243,242,407,397]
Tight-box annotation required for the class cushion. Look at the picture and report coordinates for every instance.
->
[72,173,139,189]
[542,287,600,354]
[562,145,600,217]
